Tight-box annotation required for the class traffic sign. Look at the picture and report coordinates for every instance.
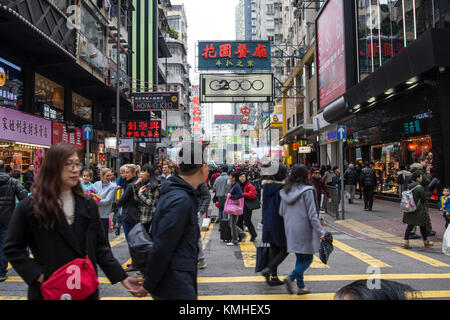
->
[337,125,347,141]
[82,125,93,141]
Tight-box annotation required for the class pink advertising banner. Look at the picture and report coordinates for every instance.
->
[316,0,346,110]
[0,106,52,146]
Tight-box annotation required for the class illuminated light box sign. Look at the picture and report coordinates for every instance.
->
[198,41,271,71]
[126,120,161,143]
[132,92,179,111]
[200,73,273,103]
[214,114,244,125]
[316,0,346,110]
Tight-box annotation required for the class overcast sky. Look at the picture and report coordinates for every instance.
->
[171,0,240,114]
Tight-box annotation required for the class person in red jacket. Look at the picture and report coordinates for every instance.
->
[237,172,258,242]
[209,169,221,189]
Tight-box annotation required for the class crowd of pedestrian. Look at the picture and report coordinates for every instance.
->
[0,141,446,300]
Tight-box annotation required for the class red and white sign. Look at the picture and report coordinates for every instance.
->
[316,0,346,110]
[52,122,86,150]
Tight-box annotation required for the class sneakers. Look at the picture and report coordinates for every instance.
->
[284,277,296,295]
[269,276,284,287]
[409,233,421,240]
[250,234,257,242]
[261,267,271,284]
[197,258,207,269]
[227,241,238,246]
[238,233,247,243]
[401,240,412,249]
[427,231,436,237]
[297,288,311,295]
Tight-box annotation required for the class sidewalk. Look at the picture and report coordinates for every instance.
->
[323,196,448,253]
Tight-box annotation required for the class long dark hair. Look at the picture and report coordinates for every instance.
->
[141,164,159,189]
[31,143,85,230]
[284,164,311,194]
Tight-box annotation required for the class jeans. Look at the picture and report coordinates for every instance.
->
[288,254,314,289]
[198,212,205,260]
[363,185,375,209]
[236,207,257,238]
[101,218,110,247]
[218,196,228,221]
[0,225,8,277]
[229,215,246,243]
[122,220,135,242]
[267,244,289,276]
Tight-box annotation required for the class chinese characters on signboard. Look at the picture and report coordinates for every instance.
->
[240,105,251,124]
[0,106,52,146]
[126,120,161,143]
[52,122,86,149]
[198,41,271,71]
[214,115,243,125]
[133,92,179,112]
[191,86,202,135]
[403,120,422,135]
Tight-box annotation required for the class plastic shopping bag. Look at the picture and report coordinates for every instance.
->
[223,195,244,216]
[442,224,450,256]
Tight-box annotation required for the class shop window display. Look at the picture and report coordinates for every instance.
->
[34,73,64,121]
[72,92,93,121]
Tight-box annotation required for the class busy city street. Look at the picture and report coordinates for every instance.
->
[0,0,450,308]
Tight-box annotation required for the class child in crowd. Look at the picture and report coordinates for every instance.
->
[441,187,450,229]
[81,169,97,193]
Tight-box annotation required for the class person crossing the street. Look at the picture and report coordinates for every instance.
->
[226,171,247,246]
[237,172,258,242]
[360,161,377,211]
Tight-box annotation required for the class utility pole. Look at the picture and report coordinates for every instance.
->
[115,0,121,171]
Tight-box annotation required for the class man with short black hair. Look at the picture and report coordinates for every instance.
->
[0,160,28,282]
[131,142,209,300]
[213,166,231,221]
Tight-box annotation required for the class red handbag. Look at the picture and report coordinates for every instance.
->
[40,255,99,300]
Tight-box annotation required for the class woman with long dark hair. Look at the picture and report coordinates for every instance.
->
[133,164,161,232]
[3,142,141,300]
[237,172,258,242]
[279,164,326,295]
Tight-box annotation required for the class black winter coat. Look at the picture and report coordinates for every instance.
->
[116,176,140,225]
[197,182,211,214]
[360,167,377,187]
[3,194,128,300]
[344,168,358,186]
[143,174,200,300]
[0,171,28,226]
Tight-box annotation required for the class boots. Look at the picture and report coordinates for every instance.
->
[401,240,412,249]
[424,240,434,248]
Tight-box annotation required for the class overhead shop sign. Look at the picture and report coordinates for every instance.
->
[214,114,243,125]
[126,120,161,143]
[200,73,273,103]
[132,92,179,112]
[198,41,271,71]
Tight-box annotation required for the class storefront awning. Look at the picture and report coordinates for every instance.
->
[280,124,314,143]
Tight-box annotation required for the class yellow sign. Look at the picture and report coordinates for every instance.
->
[0,68,5,87]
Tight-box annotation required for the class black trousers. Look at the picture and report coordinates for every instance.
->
[101,218,111,247]
[267,244,289,276]
[363,185,375,210]
[404,225,427,241]
[236,207,257,238]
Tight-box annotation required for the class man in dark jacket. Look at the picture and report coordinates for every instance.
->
[22,165,34,192]
[344,163,358,204]
[360,162,377,211]
[0,160,29,281]
[311,169,331,211]
[131,142,209,300]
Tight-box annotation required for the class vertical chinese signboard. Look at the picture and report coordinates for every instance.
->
[198,41,271,71]
[52,122,86,149]
[316,0,346,110]
[191,86,202,136]
[126,120,161,143]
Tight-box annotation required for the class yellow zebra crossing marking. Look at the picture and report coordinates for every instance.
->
[390,247,450,267]
[335,219,442,247]
[333,239,391,267]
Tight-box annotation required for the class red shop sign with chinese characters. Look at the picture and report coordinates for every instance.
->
[126,120,161,143]
[52,122,86,150]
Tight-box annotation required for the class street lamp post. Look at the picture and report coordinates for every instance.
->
[116,0,121,172]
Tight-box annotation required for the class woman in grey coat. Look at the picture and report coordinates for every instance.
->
[279,165,326,295]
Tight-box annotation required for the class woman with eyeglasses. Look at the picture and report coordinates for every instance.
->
[3,142,141,300]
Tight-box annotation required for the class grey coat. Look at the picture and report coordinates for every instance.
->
[279,185,325,255]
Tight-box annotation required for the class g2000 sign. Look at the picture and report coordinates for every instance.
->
[133,92,179,111]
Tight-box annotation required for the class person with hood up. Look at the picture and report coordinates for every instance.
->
[279,164,326,295]
[260,164,288,287]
